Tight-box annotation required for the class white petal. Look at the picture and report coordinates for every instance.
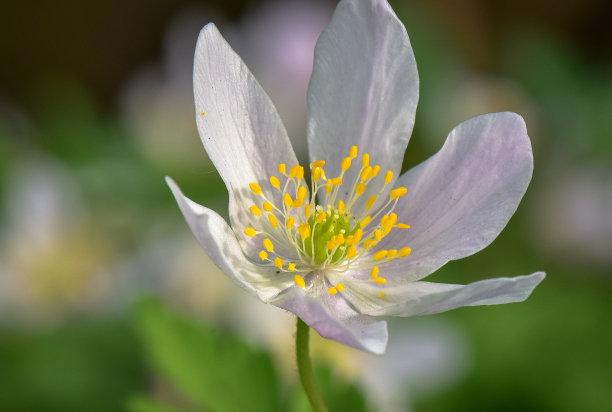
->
[306,0,418,211]
[193,24,299,230]
[270,284,388,354]
[166,177,294,301]
[339,272,545,317]
[380,112,533,280]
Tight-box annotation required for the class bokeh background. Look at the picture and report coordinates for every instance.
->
[1,0,611,411]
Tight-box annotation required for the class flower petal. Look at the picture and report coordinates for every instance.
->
[193,24,299,229]
[166,177,294,301]
[380,112,534,280]
[306,0,418,210]
[338,272,545,317]
[270,284,388,354]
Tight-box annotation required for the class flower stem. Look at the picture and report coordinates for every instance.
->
[296,317,329,412]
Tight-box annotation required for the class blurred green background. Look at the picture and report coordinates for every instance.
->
[1,0,611,411]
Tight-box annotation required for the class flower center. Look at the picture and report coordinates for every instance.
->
[243,145,412,296]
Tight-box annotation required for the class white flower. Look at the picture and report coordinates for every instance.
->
[166,0,544,354]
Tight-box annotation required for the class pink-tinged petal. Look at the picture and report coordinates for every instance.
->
[379,112,533,281]
[193,24,299,231]
[166,177,294,301]
[337,272,545,317]
[270,283,388,354]
[306,0,418,214]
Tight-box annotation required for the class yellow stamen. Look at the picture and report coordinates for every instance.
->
[373,250,388,260]
[263,238,274,252]
[361,216,371,227]
[262,202,273,212]
[353,229,363,243]
[292,198,304,208]
[396,223,411,229]
[258,250,268,260]
[379,292,385,298]
[294,275,305,288]
[384,170,393,184]
[325,179,333,194]
[374,276,387,284]
[337,200,345,213]
[312,167,323,181]
[269,176,280,189]
[374,229,382,241]
[278,163,286,175]
[370,266,379,278]
[304,204,311,219]
[297,186,307,200]
[372,165,380,176]
[341,157,352,172]
[387,249,397,259]
[332,177,342,186]
[398,247,412,257]
[363,239,376,249]
[201,111,206,115]
[366,195,376,210]
[274,257,283,269]
[347,245,357,259]
[355,182,366,196]
[298,223,310,239]
[288,263,296,271]
[328,286,338,296]
[362,153,370,167]
[312,160,325,168]
[268,213,278,228]
[283,193,293,208]
[249,182,262,195]
[361,165,373,181]
[289,165,304,179]
[286,216,295,228]
[244,227,256,237]
[336,283,345,292]
[390,187,407,199]
[349,145,358,158]
[250,205,261,216]
[315,212,327,223]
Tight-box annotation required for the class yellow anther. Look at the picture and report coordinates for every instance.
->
[362,153,370,167]
[370,266,379,278]
[292,198,304,208]
[335,233,345,244]
[325,179,333,194]
[286,216,295,228]
[389,213,398,224]
[374,229,383,241]
[278,163,286,175]
[312,166,323,181]
[328,286,338,296]
[396,223,411,229]
[355,182,366,196]
[398,247,412,257]
[304,204,311,219]
[384,170,393,184]
[315,212,327,223]
[297,186,307,200]
[263,238,274,252]
[269,176,280,189]
[298,223,310,239]
[363,239,377,249]
[326,240,336,250]
[289,165,304,179]
[341,157,352,172]
[337,200,345,213]
[274,257,283,269]
[201,111,206,115]
[250,205,261,216]
[283,193,293,208]
[379,292,385,298]
[312,160,325,168]
[372,165,380,176]
[387,249,398,259]
[383,222,394,236]
[361,216,371,227]
[268,213,278,228]
[366,195,376,210]
[249,182,262,195]
[361,165,373,181]
[336,283,345,292]
[373,250,388,260]
[332,177,343,186]
[347,245,357,259]
[344,235,354,246]
[262,202,273,212]
[374,276,387,284]
[390,187,407,199]
[294,275,305,288]
[244,227,256,237]
[380,215,389,226]
[288,263,296,271]
[349,145,358,158]
[258,250,268,260]
[353,229,363,243]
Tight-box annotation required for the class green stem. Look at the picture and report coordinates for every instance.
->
[296,317,329,412]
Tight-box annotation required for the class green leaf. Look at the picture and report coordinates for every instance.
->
[126,395,186,412]
[133,299,279,412]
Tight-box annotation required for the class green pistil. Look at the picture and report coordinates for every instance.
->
[303,207,360,264]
